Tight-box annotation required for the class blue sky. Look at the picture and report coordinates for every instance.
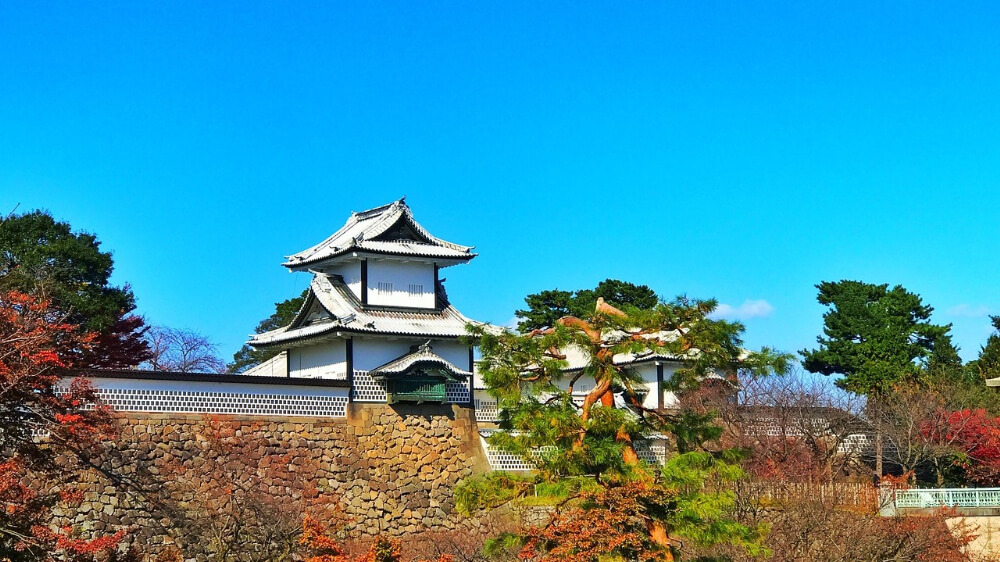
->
[2,2,1000,363]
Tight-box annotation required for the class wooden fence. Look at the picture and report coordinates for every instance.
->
[735,481,882,511]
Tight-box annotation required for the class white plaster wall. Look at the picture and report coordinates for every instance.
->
[242,352,288,377]
[633,363,679,410]
[633,363,680,409]
[353,339,415,371]
[551,363,678,409]
[289,341,347,379]
[367,260,435,308]
[431,341,472,371]
[328,261,362,300]
[660,365,681,409]
[352,338,470,372]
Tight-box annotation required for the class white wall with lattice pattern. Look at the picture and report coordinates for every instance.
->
[78,377,350,418]
[479,432,667,471]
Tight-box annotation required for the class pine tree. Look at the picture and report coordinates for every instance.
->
[972,316,1000,380]
[515,278,659,332]
[800,280,949,395]
[800,280,950,478]
[229,290,308,373]
[464,296,789,561]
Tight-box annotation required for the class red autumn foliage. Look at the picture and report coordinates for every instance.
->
[518,483,674,562]
[300,516,454,562]
[0,290,130,560]
[73,313,152,370]
[924,408,1000,486]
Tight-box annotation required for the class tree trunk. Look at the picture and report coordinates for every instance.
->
[875,429,883,480]
[648,521,675,561]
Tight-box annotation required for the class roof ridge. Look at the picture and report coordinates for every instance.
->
[353,198,405,220]
[284,199,475,269]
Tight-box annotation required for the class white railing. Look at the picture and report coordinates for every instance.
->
[894,487,1000,510]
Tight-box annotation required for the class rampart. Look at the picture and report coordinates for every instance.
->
[53,402,490,553]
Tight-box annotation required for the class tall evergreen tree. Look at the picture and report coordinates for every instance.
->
[0,211,149,368]
[800,280,950,477]
[971,316,1000,380]
[800,280,949,395]
[229,290,308,373]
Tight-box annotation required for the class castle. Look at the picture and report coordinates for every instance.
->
[81,198,678,469]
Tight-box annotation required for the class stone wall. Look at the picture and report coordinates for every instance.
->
[55,402,490,554]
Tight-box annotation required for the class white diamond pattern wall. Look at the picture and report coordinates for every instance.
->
[474,398,498,423]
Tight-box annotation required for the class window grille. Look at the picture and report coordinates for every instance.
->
[354,370,470,404]
[376,281,393,294]
[408,283,423,295]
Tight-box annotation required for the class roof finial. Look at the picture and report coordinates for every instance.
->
[398,196,407,206]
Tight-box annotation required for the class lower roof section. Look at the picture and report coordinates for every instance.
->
[249,273,482,347]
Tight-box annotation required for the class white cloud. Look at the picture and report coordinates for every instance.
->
[946,304,991,318]
[711,299,774,320]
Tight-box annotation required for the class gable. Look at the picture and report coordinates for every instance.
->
[371,215,431,244]
[301,299,331,325]
[287,291,333,330]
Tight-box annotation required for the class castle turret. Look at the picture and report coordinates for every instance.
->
[247,199,479,407]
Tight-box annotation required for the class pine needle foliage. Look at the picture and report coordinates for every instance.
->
[800,280,950,395]
[463,295,790,561]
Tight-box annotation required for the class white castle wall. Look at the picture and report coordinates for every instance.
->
[352,338,469,372]
[242,351,288,377]
[288,341,347,379]
[474,361,681,424]
[367,260,435,308]
[327,261,363,301]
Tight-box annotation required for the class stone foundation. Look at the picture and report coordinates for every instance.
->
[54,403,490,554]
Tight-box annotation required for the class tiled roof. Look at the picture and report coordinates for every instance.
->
[248,274,480,346]
[283,199,476,269]
[369,341,471,379]
[559,339,688,371]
